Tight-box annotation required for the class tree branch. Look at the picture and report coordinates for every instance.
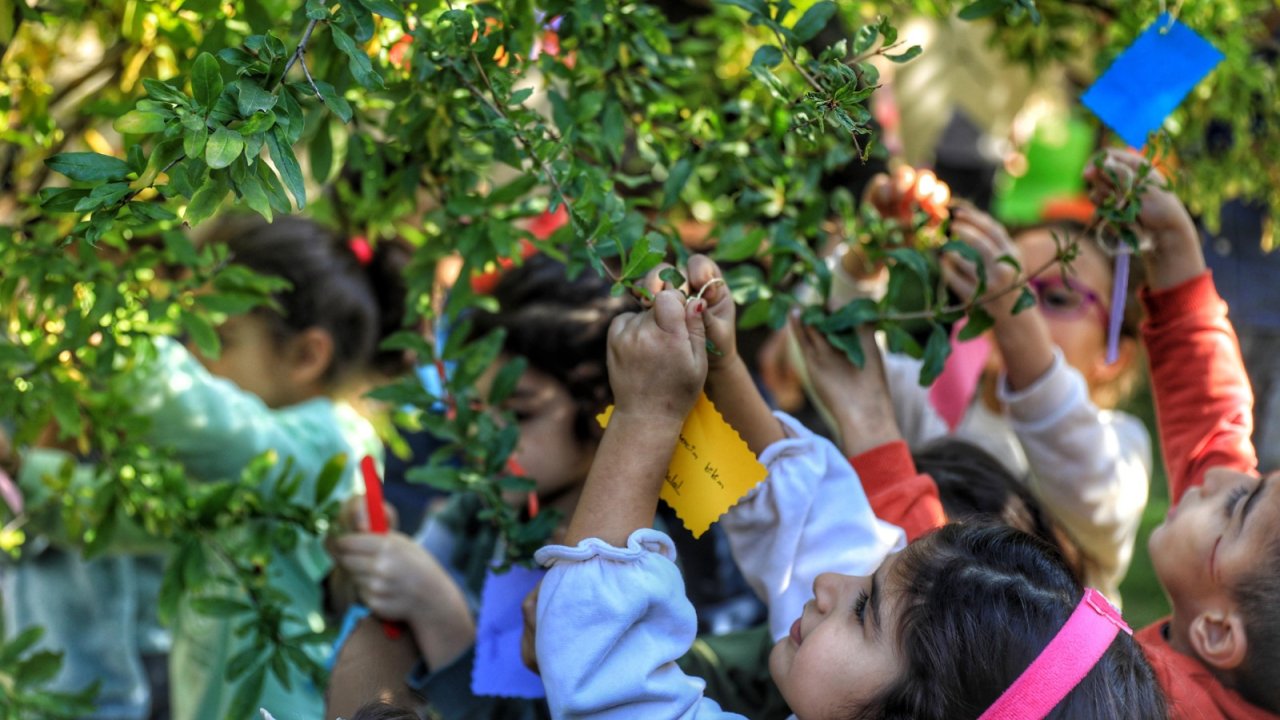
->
[280,18,321,85]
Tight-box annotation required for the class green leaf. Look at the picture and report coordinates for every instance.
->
[792,1,835,43]
[621,233,667,281]
[313,81,353,123]
[38,187,91,212]
[143,78,192,106]
[850,23,878,55]
[313,454,346,504]
[360,0,403,20]
[257,159,293,213]
[488,173,538,205]
[330,25,384,90]
[488,356,527,405]
[717,0,768,18]
[309,120,334,186]
[46,152,132,182]
[885,45,922,63]
[714,226,766,262]
[236,82,278,117]
[821,298,879,332]
[823,328,865,368]
[958,306,995,340]
[918,323,950,386]
[233,160,273,221]
[886,247,931,282]
[73,181,132,212]
[1011,286,1037,315]
[127,201,178,222]
[15,650,62,685]
[114,110,167,134]
[181,312,220,358]
[305,0,330,19]
[661,157,693,211]
[190,596,252,617]
[749,45,783,69]
[191,52,224,110]
[184,172,230,226]
[266,126,306,209]
[0,627,44,665]
[226,667,267,720]
[205,126,245,170]
[226,645,266,682]
[238,109,276,136]
[658,266,687,289]
[958,0,1008,21]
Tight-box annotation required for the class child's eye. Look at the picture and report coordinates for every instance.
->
[1041,287,1080,310]
[512,409,534,423]
[1224,486,1249,519]
[854,590,869,624]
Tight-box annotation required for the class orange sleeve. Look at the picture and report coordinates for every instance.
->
[851,440,947,543]
[1140,272,1258,504]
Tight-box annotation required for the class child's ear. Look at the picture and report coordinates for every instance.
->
[1189,607,1248,671]
[286,327,335,390]
[1089,335,1137,387]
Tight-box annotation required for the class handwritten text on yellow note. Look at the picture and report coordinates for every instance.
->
[597,393,767,538]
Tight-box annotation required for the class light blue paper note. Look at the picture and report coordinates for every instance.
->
[1082,13,1224,148]
[472,565,547,699]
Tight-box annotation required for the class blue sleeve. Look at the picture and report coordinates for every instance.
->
[534,530,745,720]
[721,412,906,642]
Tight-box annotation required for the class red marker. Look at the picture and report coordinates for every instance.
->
[359,455,402,639]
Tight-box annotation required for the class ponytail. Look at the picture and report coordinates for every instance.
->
[200,214,413,384]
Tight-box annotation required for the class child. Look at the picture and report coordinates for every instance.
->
[6,214,406,720]
[817,169,1151,603]
[532,264,1166,719]
[1088,149,1280,718]
[330,255,762,718]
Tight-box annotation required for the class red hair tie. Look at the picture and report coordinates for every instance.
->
[349,236,374,266]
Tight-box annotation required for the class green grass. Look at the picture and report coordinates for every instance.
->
[1117,379,1173,628]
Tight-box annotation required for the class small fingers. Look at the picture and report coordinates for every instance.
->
[651,289,690,336]
[638,262,677,306]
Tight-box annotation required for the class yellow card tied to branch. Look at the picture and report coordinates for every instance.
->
[597,393,768,538]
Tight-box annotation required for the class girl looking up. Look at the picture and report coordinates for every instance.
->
[533,260,1166,719]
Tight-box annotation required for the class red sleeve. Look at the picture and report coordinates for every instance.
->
[851,440,947,542]
[1140,272,1258,504]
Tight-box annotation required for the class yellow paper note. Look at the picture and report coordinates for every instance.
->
[597,393,767,538]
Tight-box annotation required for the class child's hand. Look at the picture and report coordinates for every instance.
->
[863,165,951,227]
[607,289,707,425]
[790,316,901,456]
[1084,149,1204,290]
[521,582,541,675]
[332,531,454,623]
[943,205,1022,316]
[639,255,735,371]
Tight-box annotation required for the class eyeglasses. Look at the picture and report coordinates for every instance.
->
[1027,275,1110,328]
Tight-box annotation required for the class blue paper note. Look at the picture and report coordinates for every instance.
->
[1081,13,1224,149]
[472,565,547,699]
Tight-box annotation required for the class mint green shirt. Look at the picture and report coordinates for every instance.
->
[10,337,379,720]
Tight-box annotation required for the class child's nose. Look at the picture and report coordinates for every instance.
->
[812,572,852,614]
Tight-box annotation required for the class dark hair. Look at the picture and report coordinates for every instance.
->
[860,523,1167,720]
[202,214,412,381]
[1230,470,1280,713]
[347,701,419,720]
[470,254,637,441]
[913,438,1090,584]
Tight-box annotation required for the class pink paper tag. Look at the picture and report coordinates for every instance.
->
[928,323,992,431]
[0,467,23,516]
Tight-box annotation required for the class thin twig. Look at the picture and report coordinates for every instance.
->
[872,221,1099,324]
[300,56,326,108]
[281,19,322,83]
[771,26,824,94]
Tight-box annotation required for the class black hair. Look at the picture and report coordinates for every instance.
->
[202,214,412,381]
[913,437,1090,584]
[1230,469,1280,713]
[346,701,419,720]
[470,254,637,441]
[860,523,1167,720]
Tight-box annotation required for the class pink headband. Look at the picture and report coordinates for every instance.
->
[978,588,1131,720]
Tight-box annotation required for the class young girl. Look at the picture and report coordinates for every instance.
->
[330,254,763,718]
[6,214,407,720]
[532,262,1166,719]
[811,169,1151,602]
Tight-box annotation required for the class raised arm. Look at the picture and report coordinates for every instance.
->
[1088,149,1257,500]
